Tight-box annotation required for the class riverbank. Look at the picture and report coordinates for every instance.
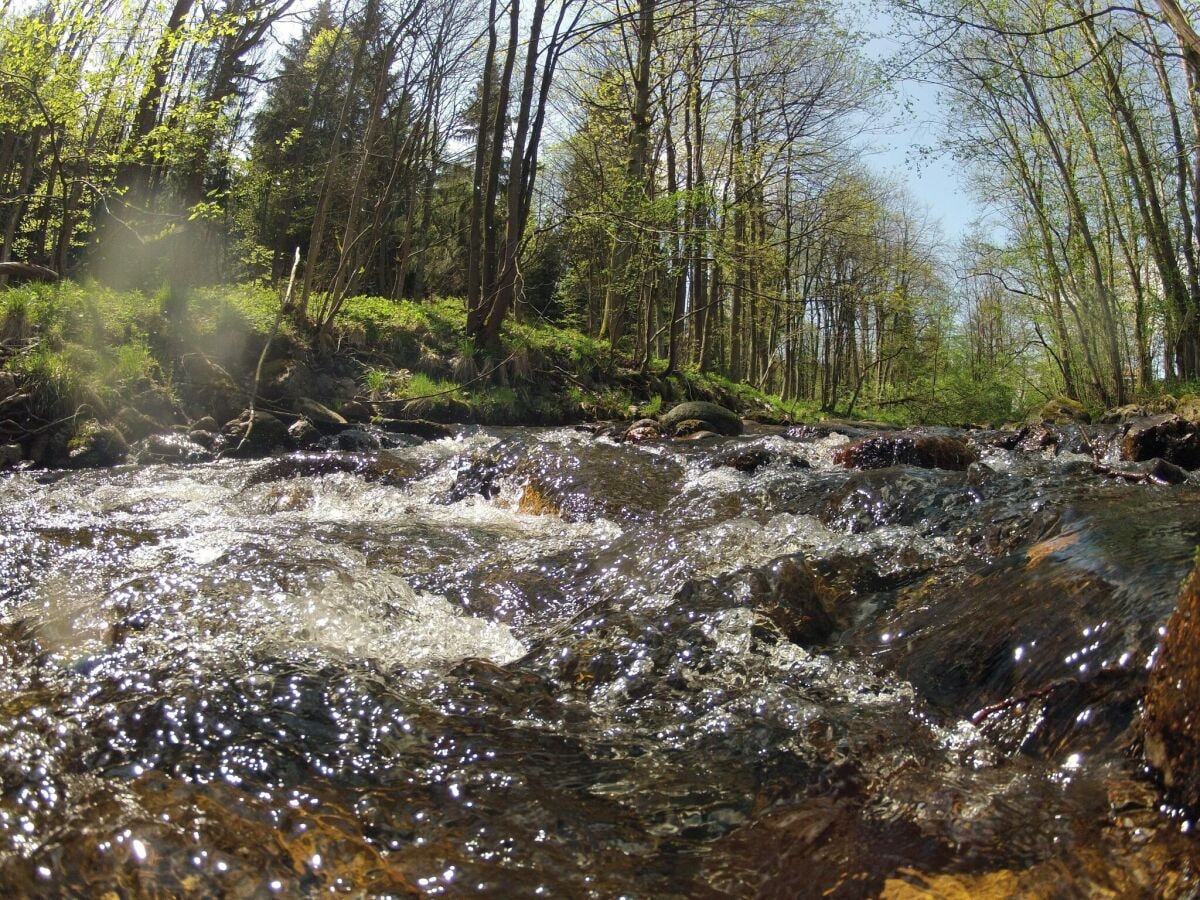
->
[0,281,796,467]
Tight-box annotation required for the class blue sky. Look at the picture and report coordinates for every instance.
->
[859,7,989,242]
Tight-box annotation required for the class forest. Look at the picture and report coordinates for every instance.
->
[4,0,1200,423]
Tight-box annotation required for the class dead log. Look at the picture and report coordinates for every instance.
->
[0,262,60,284]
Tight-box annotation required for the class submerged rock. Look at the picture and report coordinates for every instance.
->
[714,445,807,473]
[1144,560,1200,809]
[377,418,453,440]
[660,401,743,436]
[833,433,977,471]
[244,453,373,486]
[134,432,213,464]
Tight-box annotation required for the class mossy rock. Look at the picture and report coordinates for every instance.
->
[115,406,163,442]
[67,419,129,468]
[1175,393,1200,423]
[1038,396,1089,425]
[660,401,743,436]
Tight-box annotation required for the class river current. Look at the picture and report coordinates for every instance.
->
[1,423,1199,896]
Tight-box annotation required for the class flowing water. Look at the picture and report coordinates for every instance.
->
[2,424,1199,896]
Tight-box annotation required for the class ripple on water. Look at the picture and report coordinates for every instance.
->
[1,428,1199,896]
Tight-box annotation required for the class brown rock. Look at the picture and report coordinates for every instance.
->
[338,400,372,422]
[295,397,347,430]
[623,419,661,443]
[1121,415,1200,469]
[1100,404,1148,425]
[717,447,776,473]
[1144,560,1200,808]
[834,434,978,471]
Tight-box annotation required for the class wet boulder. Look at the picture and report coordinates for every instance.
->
[856,493,1200,731]
[0,442,22,467]
[660,401,743,437]
[1144,560,1200,808]
[337,399,373,423]
[623,419,661,443]
[718,447,775,473]
[337,427,381,453]
[287,417,321,449]
[1039,396,1090,425]
[1148,458,1191,485]
[446,436,684,524]
[66,420,129,468]
[222,409,293,457]
[294,398,348,432]
[1121,415,1200,469]
[833,433,977,471]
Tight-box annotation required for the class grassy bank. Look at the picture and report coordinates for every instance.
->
[0,281,799,462]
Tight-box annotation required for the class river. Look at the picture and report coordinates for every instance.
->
[1,423,1198,896]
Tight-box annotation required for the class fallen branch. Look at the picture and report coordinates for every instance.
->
[238,248,299,453]
[0,262,59,283]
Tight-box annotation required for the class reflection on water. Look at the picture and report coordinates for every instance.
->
[1,425,1199,896]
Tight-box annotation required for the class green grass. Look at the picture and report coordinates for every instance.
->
[336,295,465,344]
[1,279,978,431]
[640,394,663,417]
[401,371,462,400]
